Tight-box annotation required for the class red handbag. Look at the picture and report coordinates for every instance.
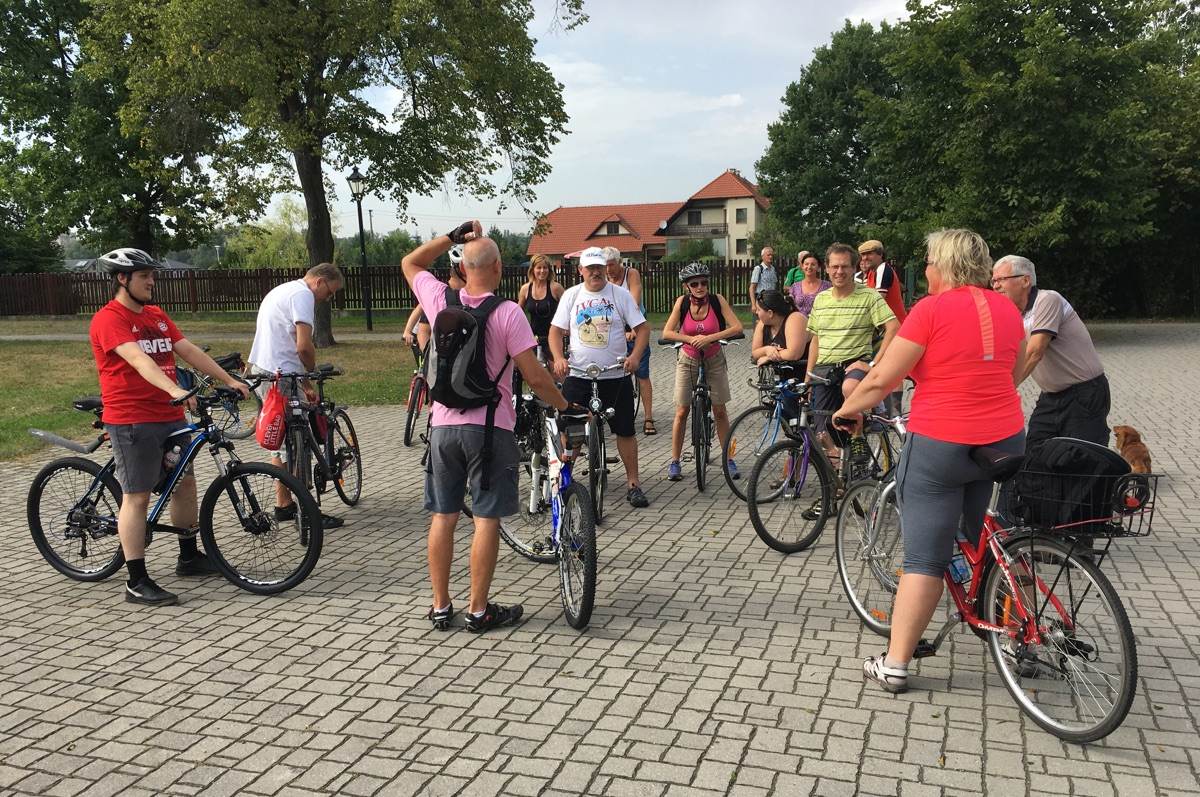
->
[255,381,286,450]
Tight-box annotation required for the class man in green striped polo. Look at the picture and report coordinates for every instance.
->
[806,242,899,462]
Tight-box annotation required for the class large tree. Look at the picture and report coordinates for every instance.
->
[755,21,899,249]
[93,0,584,344]
[0,0,270,257]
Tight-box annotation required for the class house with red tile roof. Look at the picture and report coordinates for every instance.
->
[527,169,769,263]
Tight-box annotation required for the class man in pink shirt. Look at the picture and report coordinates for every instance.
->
[402,220,570,634]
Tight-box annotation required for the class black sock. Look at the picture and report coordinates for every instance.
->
[178,535,199,560]
[126,558,148,585]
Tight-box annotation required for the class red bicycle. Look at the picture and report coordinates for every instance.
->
[836,445,1156,743]
[403,341,432,447]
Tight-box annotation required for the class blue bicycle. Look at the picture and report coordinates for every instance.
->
[26,382,324,594]
[502,401,597,629]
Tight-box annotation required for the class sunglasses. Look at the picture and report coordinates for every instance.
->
[687,280,708,288]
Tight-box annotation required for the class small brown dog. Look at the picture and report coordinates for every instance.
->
[1113,425,1152,473]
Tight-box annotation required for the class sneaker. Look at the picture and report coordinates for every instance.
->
[863,653,908,693]
[125,576,179,607]
[175,552,220,577]
[627,486,650,508]
[320,513,345,529]
[726,459,741,480]
[273,503,297,521]
[465,602,524,633]
[666,461,682,481]
[427,603,455,631]
[801,499,824,521]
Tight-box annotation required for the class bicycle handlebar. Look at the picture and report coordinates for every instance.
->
[657,331,745,347]
[271,365,345,381]
[569,362,625,379]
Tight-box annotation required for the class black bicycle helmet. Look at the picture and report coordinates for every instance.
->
[679,261,710,282]
[99,247,160,274]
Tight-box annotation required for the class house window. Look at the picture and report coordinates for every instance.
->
[735,208,747,224]
[687,210,701,226]
[606,222,620,235]
[736,238,748,255]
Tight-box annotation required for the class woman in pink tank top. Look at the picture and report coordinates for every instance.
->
[659,262,744,483]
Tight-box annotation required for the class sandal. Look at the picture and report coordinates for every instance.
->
[643,418,657,436]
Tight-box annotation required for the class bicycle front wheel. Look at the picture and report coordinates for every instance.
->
[403,375,426,447]
[746,437,834,554]
[499,451,556,564]
[27,457,125,581]
[331,408,362,506]
[558,482,597,629]
[723,405,777,502]
[691,394,709,492]
[211,375,262,440]
[836,480,903,637]
[199,462,324,594]
[982,534,1137,743]
[587,422,607,526]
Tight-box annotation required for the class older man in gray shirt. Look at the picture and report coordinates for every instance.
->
[992,255,1110,449]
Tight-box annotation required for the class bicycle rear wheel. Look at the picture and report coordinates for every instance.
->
[500,450,556,564]
[558,482,597,629]
[331,408,362,506]
[199,461,323,594]
[27,457,125,581]
[587,422,607,525]
[723,405,777,502]
[982,534,1137,743]
[403,375,426,447]
[746,436,834,554]
[836,480,903,637]
[691,394,709,492]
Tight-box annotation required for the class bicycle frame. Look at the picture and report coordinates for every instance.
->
[278,373,345,484]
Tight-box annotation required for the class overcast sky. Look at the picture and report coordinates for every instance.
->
[319,0,911,239]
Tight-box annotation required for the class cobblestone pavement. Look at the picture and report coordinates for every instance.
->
[1,322,1198,796]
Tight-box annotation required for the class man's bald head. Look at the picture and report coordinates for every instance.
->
[463,237,501,270]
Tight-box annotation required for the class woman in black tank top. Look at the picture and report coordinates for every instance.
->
[517,254,565,358]
[750,290,809,377]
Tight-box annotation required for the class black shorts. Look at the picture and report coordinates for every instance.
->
[811,357,869,441]
[562,375,635,438]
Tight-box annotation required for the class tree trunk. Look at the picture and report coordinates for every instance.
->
[294,143,336,347]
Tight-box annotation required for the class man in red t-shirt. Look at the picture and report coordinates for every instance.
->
[89,248,251,606]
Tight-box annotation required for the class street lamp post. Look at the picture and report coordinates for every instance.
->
[347,166,372,331]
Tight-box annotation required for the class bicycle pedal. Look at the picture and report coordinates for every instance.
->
[911,639,939,659]
[605,455,619,464]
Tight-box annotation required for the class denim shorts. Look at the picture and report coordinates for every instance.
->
[625,339,651,380]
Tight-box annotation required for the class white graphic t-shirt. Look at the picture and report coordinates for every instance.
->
[552,282,645,379]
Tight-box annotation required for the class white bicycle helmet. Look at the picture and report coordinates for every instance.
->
[679,261,710,282]
[448,244,464,266]
[99,247,160,274]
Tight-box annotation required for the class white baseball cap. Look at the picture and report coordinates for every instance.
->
[580,247,607,267]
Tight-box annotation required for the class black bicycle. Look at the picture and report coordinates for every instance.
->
[272,365,363,508]
[403,341,431,447]
[658,334,743,491]
[27,383,324,594]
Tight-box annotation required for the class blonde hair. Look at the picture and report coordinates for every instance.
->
[528,253,551,282]
[925,228,992,289]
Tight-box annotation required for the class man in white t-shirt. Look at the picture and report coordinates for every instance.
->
[550,246,652,508]
[249,263,344,527]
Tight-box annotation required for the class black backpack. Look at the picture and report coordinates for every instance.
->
[429,286,511,487]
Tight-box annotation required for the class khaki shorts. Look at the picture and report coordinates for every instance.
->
[673,350,731,407]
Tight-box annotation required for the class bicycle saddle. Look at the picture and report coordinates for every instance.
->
[214,352,243,371]
[73,396,103,412]
[317,363,337,374]
[969,446,1024,482]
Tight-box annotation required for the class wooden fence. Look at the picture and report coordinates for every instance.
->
[0,259,817,317]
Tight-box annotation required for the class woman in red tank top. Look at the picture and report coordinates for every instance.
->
[659,262,744,483]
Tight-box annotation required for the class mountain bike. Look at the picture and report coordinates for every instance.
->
[271,365,363,508]
[836,445,1154,742]
[658,334,743,492]
[500,403,597,629]
[404,341,431,447]
[27,383,324,595]
[570,362,626,525]
[722,365,802,502]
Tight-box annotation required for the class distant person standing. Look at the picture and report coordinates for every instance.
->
[517,253,564,360]
[783,250,811,289]
[749,246,778,314]
[857,240,907,323]
[787,252,830,317]
[604,246,656,435]
[991,255,1110,448]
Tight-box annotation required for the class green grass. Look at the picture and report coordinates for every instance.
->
[0,311,417,337]
[0,338,416,460]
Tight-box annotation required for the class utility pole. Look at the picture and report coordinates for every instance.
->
[368,209,375,238]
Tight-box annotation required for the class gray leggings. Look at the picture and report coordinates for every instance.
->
[895,430,1025,578]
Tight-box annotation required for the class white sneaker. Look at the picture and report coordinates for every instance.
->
[863,653,909,693]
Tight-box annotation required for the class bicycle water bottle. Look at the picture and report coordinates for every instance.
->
[949,552,970,584]
[162,444,182,473]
